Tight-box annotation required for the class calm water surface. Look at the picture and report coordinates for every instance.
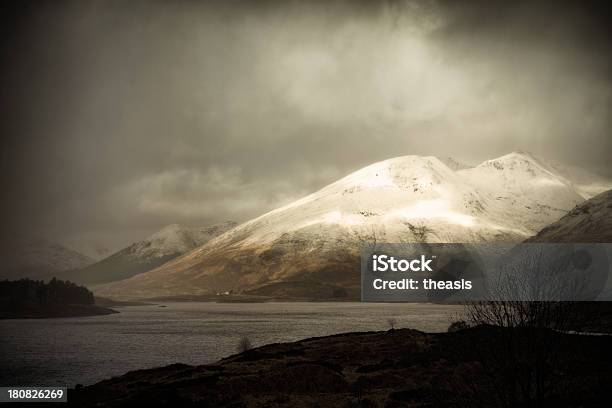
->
[0,302,461,386]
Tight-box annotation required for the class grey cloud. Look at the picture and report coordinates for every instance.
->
[1,0,611,251]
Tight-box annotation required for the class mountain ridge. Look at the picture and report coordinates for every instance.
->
[66,221,237,285]
[526,189,612,243]
[95,152,611,299]
[0,238,95,281]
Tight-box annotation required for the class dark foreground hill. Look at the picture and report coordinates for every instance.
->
[70,326,612,407]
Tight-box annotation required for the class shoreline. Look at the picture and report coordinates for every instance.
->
[0,304,118,319]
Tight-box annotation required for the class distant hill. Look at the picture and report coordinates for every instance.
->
[526,189,612,243]
[66,222,237,285]
[0,238,94,281]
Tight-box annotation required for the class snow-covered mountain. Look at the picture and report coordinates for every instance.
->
[0,238,95,281]
[526,189,612,242]
[64,242,113,262]
[124,222,239,259]
[95,152,610,299]
[67,222,237,285]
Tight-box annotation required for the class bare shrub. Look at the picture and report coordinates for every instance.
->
[464,302,571,407]
[400,221,435,243]
[465,246,589,332]
[447,320,470,332]
[237,336,253,353]
[386,317,397,330]
[462,247,586,407]
[352,225,386,253]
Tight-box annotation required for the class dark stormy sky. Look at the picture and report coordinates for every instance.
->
[1,0,611,256]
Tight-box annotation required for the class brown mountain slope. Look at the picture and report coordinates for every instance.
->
[526,189,612,243]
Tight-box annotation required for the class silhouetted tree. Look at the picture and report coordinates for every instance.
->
[0,278,95,312]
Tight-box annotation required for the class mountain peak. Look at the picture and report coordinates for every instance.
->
[510,149,536,156]
[481,150,542,165]
[139,222,238,257]
[67,221,238,285]
[331,155,457,191]
[473,151,568,181]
